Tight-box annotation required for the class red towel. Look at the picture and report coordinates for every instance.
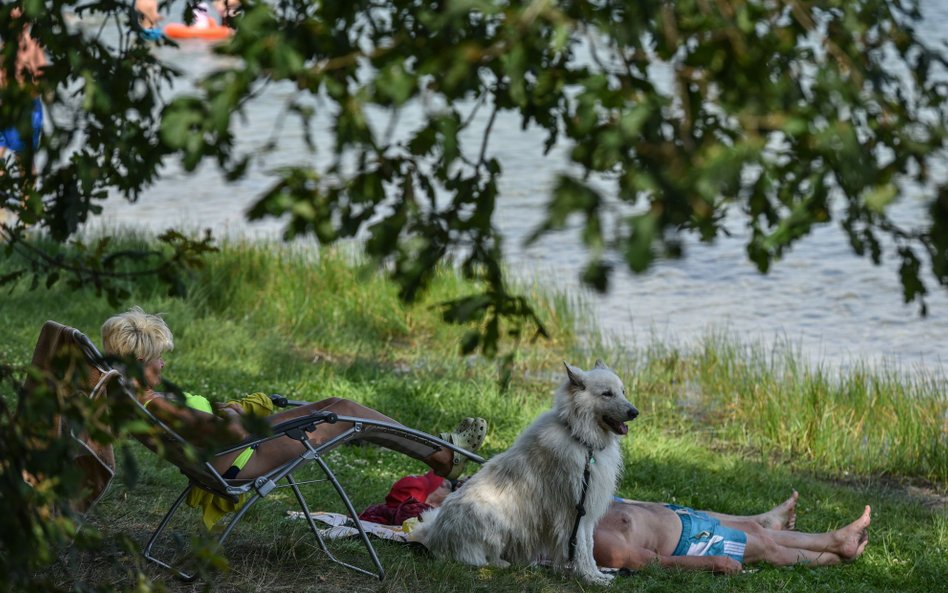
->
[359,471,445,525]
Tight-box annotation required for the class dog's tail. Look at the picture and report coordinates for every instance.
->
[406,506,442,546]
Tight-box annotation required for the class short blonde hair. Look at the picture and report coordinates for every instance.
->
[101,306,174,361]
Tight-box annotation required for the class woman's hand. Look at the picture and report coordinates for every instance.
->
[217,402,245,417]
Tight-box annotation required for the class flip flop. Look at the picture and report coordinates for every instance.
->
[440,417,487,480]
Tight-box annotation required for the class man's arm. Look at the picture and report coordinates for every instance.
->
[656,554,742,574]
[593,530,658,570]
[594,530,741,574]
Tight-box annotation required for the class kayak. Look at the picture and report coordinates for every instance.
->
[164,22,232,40]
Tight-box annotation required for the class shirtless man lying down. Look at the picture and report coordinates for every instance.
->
[593,492,871,574]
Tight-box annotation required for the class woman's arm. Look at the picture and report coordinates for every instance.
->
[215,402,244,421]
[140,395,249,446]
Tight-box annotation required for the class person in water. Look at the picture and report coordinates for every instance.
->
[190,2,213,28]
[213,0,241,27]
[0,7,46,162]
[134,0,164,41]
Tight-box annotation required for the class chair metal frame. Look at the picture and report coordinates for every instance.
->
[65,325,485,582]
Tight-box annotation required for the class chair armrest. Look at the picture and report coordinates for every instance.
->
[212,410,338,456]
[268,393,310,408]
[268,394,289,408]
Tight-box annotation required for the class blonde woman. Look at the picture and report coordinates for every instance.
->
[101,307,486,482]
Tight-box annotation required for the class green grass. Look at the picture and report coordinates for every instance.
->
[2,232,946,593]
[627,334,948,483]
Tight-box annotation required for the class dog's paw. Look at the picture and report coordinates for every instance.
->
[489,559,511,568]
[580,570,615,586]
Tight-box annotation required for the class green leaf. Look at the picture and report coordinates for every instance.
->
[376,61,416,105]
[581,260,612,292]
[624,213,656,273]
[865,183,898,214]
[898,247,926,310]
[460,330,481,355]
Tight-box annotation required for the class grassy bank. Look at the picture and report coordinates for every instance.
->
[1,233,946,593]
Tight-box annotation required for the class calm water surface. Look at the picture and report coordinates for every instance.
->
[89,1,948,376]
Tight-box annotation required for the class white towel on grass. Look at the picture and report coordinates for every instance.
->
[285,510,410,542]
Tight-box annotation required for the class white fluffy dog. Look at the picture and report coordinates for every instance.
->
[411,361,638,584]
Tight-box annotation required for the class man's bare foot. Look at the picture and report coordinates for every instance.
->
[758,490,798,530]
[834,505,872,561]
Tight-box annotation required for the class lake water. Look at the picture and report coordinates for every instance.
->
[88,1,948,376]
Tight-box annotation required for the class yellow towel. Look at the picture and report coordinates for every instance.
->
[187,488,241,530]
[186,393,275,529]
[229,392,275,417]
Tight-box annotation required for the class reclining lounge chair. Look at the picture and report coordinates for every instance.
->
[27,320,485,581]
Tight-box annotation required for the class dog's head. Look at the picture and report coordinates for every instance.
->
[555,360,638,449]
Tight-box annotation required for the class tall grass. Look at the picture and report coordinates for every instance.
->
[180,238,581,361]
[704,337,946,482]
[621,334,948,484]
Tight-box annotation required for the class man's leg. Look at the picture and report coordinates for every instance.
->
[725,506,871,567]
[700,491,798,530]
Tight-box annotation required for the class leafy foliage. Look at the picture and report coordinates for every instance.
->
[1,0,946,352]
[195,0,948,319]
[0,1,216,306]
[0,327,258,592]
[0,345,148,591]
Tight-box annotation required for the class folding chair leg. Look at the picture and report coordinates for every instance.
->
[143,483,266,581]
[287,464,385,581]
[142,483,198,582]
[217,492,264,549]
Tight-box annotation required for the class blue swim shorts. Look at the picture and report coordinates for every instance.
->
[140,27,164,41]
[0,98,43,153]
[665,504,747,563]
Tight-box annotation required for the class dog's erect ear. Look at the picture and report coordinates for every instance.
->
[564,362,586,390]
[594,359,609,370]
